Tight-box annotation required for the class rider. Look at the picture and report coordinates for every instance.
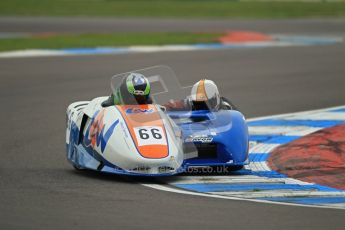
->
[164,79,236,111]
[102,72,152,107]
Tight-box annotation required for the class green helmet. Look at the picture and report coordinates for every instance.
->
[116,73,151,105]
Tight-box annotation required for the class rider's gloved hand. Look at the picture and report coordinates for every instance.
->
[164,99,186,110]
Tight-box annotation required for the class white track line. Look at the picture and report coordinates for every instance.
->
[283,112,345,121]
[248,126,322,136]
[246,105,345,122]
[0,49,67,58]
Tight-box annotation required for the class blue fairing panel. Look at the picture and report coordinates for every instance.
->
[168,110,249,166]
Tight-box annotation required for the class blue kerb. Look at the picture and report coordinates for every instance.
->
[328,108,345,113]
[260,197,345,205]
[174,183,341,193]
[61,47,130,54]
[249,153,269,162]
[249,135,300,144]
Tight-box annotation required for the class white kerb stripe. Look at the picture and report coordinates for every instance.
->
[249,126,322,136]
[249,143,280,154]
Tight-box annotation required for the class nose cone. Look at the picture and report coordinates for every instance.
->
[116,105,170,158]
[107,126,185,175]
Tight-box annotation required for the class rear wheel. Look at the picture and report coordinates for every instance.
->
[226,165,243,171]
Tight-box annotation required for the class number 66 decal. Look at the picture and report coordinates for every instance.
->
[134,126,167,146]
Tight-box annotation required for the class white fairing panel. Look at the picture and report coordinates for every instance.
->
[66,101,90,144]
[67,97,184,175]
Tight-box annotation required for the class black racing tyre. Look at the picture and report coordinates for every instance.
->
[226,165,244,171]
[72,163,85,171]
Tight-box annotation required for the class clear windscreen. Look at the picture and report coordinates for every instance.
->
[111,65,190,105]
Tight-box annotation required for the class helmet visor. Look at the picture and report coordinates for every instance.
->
[192,96,219,111]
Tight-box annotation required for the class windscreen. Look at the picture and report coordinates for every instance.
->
[111,65,190,104]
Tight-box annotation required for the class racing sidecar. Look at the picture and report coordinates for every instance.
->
[66,66,248,176]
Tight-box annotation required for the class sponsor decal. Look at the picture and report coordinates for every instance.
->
[120,121,131,150]
[185,135,213,143]
[84,109,119,153]
[120,121,129,138]
[125,108,154,114]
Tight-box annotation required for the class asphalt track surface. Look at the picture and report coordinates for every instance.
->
[1,19,345,230]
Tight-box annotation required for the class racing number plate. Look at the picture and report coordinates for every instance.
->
[134,126,167,146]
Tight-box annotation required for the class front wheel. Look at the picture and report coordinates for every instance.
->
[72,163,85,171]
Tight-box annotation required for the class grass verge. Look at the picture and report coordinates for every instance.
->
[0,0,344,18]
[0,32,223,52]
